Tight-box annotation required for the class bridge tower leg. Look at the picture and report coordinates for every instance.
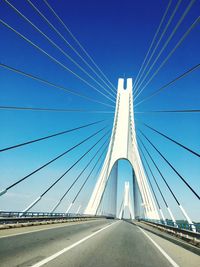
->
[84,78,160,220]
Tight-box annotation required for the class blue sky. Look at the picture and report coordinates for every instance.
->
[0,0,200,221]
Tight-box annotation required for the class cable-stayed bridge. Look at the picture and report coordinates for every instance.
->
[0,0,200,266]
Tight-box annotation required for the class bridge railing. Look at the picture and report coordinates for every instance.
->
[139,218,200,247]
[0,211,79,218]
[139,218,200,233]
[0,211,114,225]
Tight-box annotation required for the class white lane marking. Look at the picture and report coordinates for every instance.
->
[138,227,180,267]
[0,219,102,239]
[32,221,118,267]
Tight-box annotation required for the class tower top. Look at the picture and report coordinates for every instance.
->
[118,78,132,91]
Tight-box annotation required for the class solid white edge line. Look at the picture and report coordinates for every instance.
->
[31,221,118,267]
[0,219,102,239]
[138,227,180,267]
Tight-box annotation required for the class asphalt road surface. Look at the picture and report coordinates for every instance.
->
[0,219,199,267]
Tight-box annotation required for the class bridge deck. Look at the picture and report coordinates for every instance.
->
[0,219,199,267]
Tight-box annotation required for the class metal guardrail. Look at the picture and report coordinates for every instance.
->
[0,211,82,218]
[139,218,200,233]
[139,219,200,245]
[0,211,114,224]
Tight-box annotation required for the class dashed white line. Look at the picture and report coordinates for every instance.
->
[31,221,118,267]
[138,227,180,267]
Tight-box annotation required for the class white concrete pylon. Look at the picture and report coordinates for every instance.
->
[84,78,160,220]
[119,181,134,219]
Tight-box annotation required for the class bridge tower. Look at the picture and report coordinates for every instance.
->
[84,78,160,220]
[119,181,134,220]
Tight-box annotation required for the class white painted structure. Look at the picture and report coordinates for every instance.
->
[84,78,160,220]
[119,181,134,219]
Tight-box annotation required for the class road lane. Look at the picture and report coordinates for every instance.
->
[0,220,199,267]
[137,222,200,267]
[0,218,103,238]
[46,220,174,267]
[0,219,113,267]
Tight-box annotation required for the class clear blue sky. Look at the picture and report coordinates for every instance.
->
[0,0,199,221]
